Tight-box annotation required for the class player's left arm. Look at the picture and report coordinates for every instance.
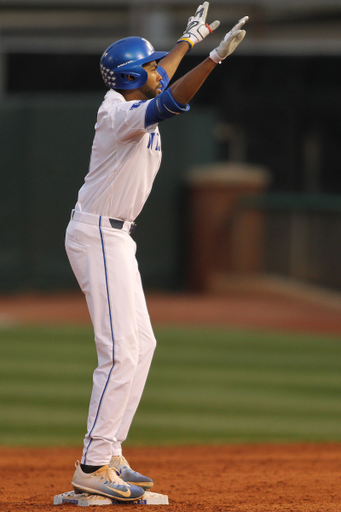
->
[158,2,220,82]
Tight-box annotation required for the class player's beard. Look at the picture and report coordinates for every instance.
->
[140,82,160,100]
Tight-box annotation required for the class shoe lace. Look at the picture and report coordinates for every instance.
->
[106,466,128,486]
[111,455,131,469]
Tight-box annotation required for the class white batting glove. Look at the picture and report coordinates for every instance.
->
[209,16,249,63]
[178,2,220,50]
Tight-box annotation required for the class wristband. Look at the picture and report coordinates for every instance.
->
[209,49,224,64]
[177,38,194,50]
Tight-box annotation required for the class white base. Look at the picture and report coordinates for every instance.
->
[53,490,169,506]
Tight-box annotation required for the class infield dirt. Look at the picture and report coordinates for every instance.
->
[1,443,341,512]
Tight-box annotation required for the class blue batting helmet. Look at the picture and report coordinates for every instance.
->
[100,36,168,90]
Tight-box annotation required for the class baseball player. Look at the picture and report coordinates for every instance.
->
[65,2,248,502]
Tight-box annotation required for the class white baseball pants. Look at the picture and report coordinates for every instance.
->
[65,211,156,466]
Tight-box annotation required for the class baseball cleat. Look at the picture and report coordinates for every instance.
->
[72,461,145,501]
[109,455,154,490]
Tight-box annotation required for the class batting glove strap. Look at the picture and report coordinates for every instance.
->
[209,48,224,64]
[177,37,195,50]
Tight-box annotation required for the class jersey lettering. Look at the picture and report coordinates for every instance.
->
[147,132,161,151]
[155,133,161,151]
[130,101,144,110]
[147,133,155,149]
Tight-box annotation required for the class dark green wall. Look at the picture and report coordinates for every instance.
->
[0,95,218,292]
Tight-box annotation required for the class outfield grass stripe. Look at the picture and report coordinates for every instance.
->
[141,392,341,415]
[0,404,87,426]
[0,382,91,397]
[132,412,341,435]
[150,367,341,386]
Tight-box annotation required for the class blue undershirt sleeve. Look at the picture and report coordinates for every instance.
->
[145,88,190,128]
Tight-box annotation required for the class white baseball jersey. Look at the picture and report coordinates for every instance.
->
[75,90,162,222]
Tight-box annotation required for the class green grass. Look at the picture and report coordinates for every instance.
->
[0,325,341,446]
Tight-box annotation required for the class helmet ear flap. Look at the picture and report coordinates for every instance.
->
[118,67,148,89]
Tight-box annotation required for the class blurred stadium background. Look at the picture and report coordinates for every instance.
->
[1,1,341,448]
[1,0,341,294]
